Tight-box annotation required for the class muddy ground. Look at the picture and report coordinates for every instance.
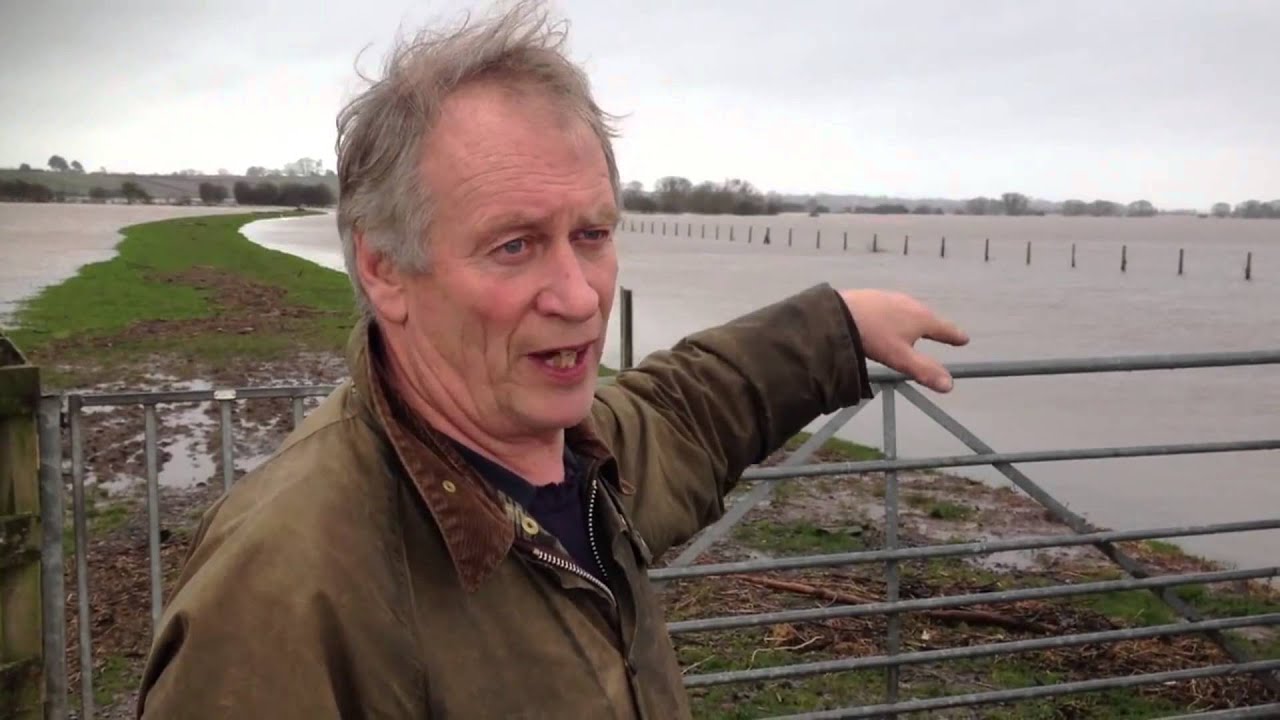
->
[45,355,1280,719]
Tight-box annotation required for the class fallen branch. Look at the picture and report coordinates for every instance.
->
[739,575,1056,634]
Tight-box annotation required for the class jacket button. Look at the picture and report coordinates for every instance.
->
[442,480,457,493]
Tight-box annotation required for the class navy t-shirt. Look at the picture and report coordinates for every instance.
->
[451,442,609,583]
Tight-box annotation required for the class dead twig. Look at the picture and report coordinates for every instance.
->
[740,575,1057,634]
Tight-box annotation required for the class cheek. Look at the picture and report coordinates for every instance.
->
[474,284,537,360]
[589,249,619,311]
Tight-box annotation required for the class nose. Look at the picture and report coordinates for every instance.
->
[535,238,599,322]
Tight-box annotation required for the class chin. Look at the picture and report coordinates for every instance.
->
[524,388,596,431]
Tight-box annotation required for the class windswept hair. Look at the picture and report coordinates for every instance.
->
[335,0,621,317]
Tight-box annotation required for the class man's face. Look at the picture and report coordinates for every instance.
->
[375,83,618,441]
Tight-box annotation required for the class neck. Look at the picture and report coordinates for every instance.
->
[379,329,566,487]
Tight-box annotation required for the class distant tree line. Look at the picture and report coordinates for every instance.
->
[233,180,334,207]
[244,157,337,178]
[622,177,802,216]
[853,203,945,215]
[87,182,152,204]
[1211,200,1280,219]
[0,179,55,202]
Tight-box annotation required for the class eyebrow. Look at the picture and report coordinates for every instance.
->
[477,204,619,237]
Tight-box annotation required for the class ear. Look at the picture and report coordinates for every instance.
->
[354,231,409,324]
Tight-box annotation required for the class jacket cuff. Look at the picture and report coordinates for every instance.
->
[836,291,877,401]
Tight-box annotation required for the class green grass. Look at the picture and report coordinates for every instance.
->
[679,631,882,719]
[7,211,355,368]
[1069,582,1280,628]
[733,520,864,555]
[87,653,136,709]
[60,488,134,555]
[1141,539,1185,557]
[783,431,882,461]
[904,493,977,521]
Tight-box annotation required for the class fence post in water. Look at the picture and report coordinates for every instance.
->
[873,233,878,253]
[748,227,753,243]
[674,223,679,237]
[843,231,848,251]
[1122,245,1128,273]
[619,287,634,370]
[701,224,705,239]
[1071,243,1077,268]
[816,230,821,249]
[715,225,719,240]
[1026,241,1032,266]
[788,228,793,247]
[687,223,691,236]
[662,221,666,235]
[1246,252,1253,281]
[940,236,946,258]
[904,235,909,255]
[984,238,990,262]
[730,227,734,242]
[1179,249,1185,276]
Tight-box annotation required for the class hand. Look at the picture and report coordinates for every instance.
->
[840,289,969,393]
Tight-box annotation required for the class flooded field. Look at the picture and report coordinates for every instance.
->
[0,202,250,322]
[2,203,1276,569]
[244,211,1280,570]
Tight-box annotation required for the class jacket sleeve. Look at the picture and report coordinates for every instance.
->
[136,497,426,720]
[590,283,875,559]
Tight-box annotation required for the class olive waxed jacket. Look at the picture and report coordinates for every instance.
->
[137,283,874,719]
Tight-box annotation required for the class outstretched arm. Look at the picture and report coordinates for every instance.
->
[590,284,967,558]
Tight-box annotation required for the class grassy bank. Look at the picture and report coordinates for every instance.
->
[7,211,355,386]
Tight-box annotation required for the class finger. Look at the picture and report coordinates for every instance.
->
[923,316,970,347]
[896,347,955,393]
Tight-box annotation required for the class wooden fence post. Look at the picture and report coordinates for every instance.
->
[940,236,946,258]
[1122,245,1128,273]
[816,230,821,249]
[904,235,909,255]
[1178,248,1185,276]
[1071,243,1076,269]
[618,289,634,370]
[843,231,848,251]
[984,238,990,262]
[0,336,46,720]
[1246,252,1253,281]
[873,234,878,253]
[1025,241,1031,266]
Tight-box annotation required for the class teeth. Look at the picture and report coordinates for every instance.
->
[549,350,577,369]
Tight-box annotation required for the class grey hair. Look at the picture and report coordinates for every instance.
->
[334,0,623,319]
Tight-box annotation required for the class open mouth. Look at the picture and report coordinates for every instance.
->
[533,343,591,370]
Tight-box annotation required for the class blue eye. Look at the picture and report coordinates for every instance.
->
[499,238,527,255]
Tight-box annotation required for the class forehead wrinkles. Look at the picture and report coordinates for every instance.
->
[424,86,607,216]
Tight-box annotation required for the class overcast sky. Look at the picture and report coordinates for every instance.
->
[1,0,1276,209]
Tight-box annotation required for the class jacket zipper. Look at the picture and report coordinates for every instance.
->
[586,474,610,584]
[526,468,616,606]
[529,546,616,607]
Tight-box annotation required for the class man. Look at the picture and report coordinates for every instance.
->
[137,2,967,718]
